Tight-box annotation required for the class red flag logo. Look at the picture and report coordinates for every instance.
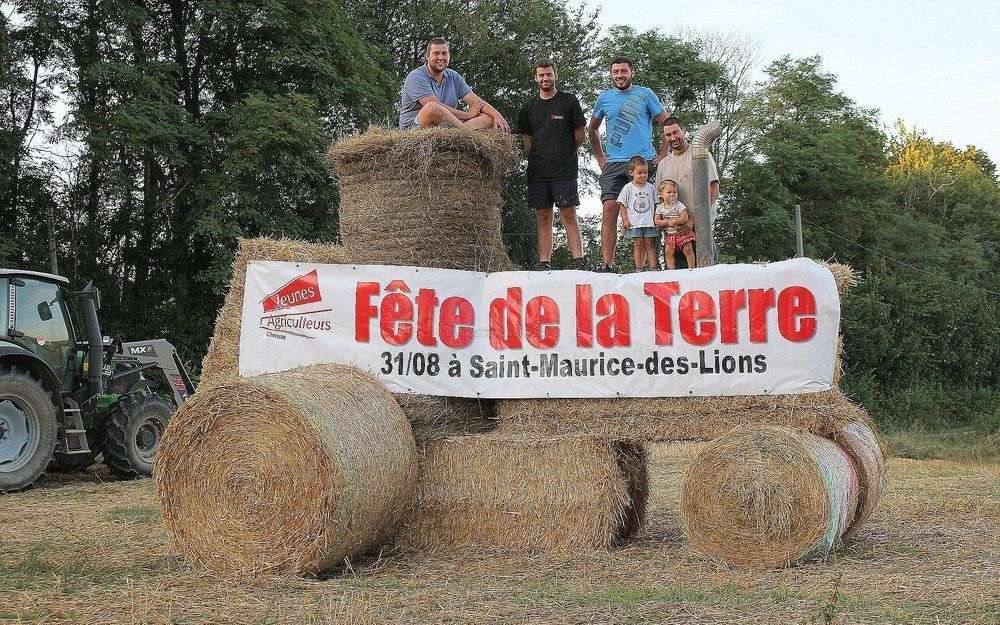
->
[262,269,322,312]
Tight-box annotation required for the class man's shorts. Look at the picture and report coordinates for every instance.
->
[626,226,659,239]
[527,178,580,209]
[599,161,632,202]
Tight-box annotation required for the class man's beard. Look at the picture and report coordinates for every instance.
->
[614,78,632,90]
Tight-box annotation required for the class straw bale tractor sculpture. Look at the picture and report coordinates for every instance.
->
[0,269,195,491]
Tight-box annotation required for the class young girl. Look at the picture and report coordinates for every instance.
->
[616,156,659,271]
[654,179,696,269]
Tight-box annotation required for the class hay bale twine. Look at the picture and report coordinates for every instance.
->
[680,425,867,568]
[155,364,417,576]
[397,436,647,551]
[328,127,516,272]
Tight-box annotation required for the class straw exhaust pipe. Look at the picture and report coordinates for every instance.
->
[691,121,722,266]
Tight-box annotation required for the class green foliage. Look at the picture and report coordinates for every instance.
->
[718,54,1000,430]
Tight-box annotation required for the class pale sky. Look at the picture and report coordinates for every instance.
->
[595,0,1000,163]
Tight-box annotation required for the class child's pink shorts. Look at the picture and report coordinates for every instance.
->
[664,230,696,249]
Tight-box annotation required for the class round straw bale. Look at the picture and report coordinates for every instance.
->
[680,425,862,568]
[832,415,886,539]
[328,127,516,272]
[156,364,417,577]
[398,436,647,551]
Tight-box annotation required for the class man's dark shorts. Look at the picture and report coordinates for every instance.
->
[527,178,580,209]
[599,161,632,202]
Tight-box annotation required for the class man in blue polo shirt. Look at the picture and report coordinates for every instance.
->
[588,56,670,272]
[399,38,509,132]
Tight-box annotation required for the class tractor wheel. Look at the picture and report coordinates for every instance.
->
[102,394,173,478]
[0,366,59,491]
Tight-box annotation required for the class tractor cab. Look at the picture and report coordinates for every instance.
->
[1,271,81,391]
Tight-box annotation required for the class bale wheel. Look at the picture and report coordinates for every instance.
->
[0,366,58,491]
[103,393,172,478]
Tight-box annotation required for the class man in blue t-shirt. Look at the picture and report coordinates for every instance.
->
[399,38,509,132]
[588,56,670,272]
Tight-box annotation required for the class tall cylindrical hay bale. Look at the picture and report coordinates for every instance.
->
[156,364,418,576]
[680,425,865,568]
[328,127,516,272]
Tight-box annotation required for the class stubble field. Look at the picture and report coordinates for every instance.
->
[1,443,997,625]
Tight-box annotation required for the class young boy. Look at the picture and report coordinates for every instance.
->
[654,179,696,269]
[616,156,659,271]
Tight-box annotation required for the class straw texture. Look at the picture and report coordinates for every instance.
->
[495,389,867,442]
[397,436,647,551]
[328,126,516,272]
[680,425,869,568]
[199,237,495,439]
[823,262,858,296]
[833,416,887,538]
[155,364,417,576]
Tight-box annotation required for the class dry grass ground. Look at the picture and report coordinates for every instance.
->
[1,443,997,625]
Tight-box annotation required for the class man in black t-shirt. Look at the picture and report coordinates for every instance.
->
[516,59,588,271]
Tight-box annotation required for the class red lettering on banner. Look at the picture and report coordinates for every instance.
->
[354,275,820,351]
[440,296,474,348]
[576,284,593,347]
[748,288,775,343]
[355,282,380,342]
[778,286,817,341]
[644,282,680,345]
[596,294,630,347]
[719,289,746,344]
[526,296,559,348]
[380,293,413,345]
[415,288,439,346]
[489,287,523,349]
[679,290,716,345]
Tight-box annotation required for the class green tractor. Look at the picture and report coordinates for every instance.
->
[1,269,195,491]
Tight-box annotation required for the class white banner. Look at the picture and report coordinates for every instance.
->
[238,258,840,398]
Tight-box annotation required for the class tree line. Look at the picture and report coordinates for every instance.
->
[3,0,998,431]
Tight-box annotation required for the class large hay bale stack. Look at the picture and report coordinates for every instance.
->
[495,389,867,442]
[680,421,885,568]
[397,436,648,551]
[199,236,493,438]
[156,364,417,576]
[328,127,516,272]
